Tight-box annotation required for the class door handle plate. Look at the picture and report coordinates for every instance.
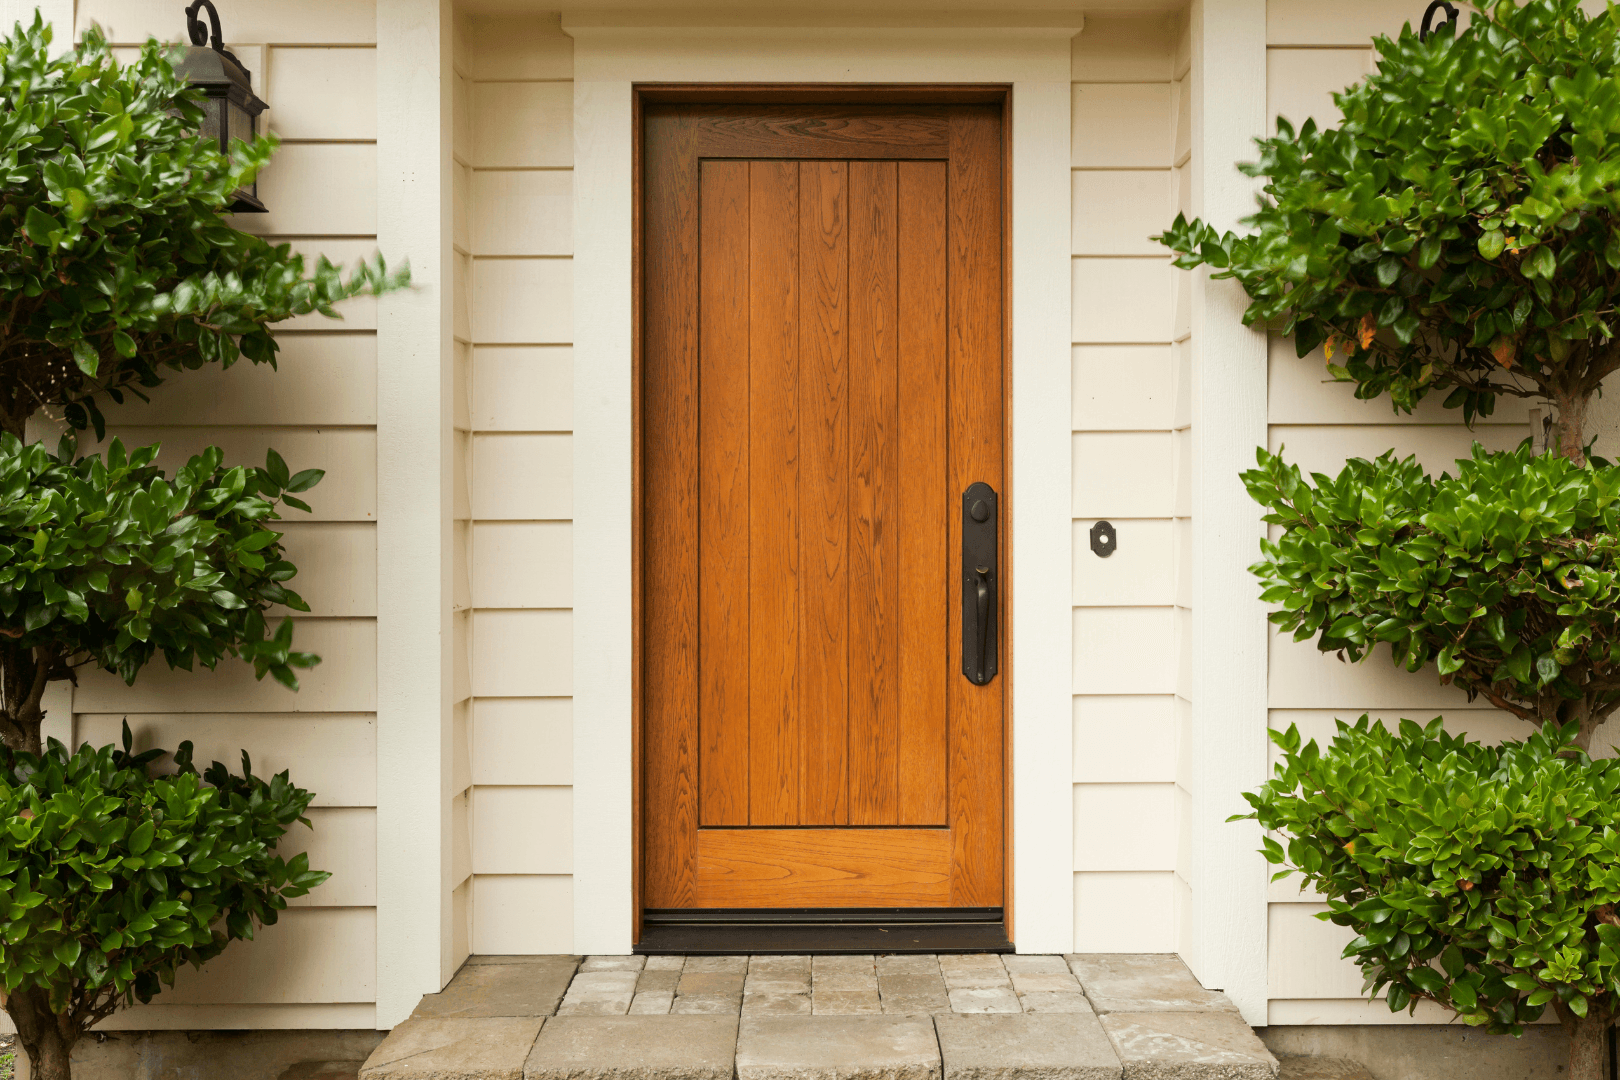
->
[961,482,998,686]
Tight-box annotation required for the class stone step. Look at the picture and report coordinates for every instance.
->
[360,953,1282,1080]
[278,1063,366,1080]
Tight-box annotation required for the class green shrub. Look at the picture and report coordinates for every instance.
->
[0,16,405,442]
[1245,719,1620,1076]
[0,725,327,1077]
[1245,441,1620,749]
[1158,0,1620,461]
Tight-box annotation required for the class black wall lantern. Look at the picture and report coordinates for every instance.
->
[174,0,268,212]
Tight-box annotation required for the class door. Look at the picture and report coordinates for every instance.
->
[641,101,1005,913]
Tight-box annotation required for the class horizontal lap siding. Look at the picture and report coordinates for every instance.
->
[1070,14,1191,955]
[1264,1,1541,1023]
[50,6,382,1029]
[461,13,576,956]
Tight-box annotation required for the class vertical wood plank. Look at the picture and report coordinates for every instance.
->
[698,159,751,827]
[798,162,850,826]
[896,161,949,827]
[748,160,801,826]
[848,160,900,827]
[947,106,1005,904]
[642,112,702,904]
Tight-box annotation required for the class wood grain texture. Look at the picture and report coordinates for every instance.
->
[642,111,703,906]
[692,106,949,159]
[748,161,801,826]
[695,828,950,907]
[848,160,900,828]
[946,106,1005,907]
[641,99,1006,918]
[698,159,752,828]
[897,161,950,827]
[798,161,850,827]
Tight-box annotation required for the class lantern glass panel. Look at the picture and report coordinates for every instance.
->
[226,99,252,155]
[198,93,223,148]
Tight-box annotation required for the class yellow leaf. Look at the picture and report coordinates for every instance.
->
[1358,313,1376,350]
[1324,336,1335,360]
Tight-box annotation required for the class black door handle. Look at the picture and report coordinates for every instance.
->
[962,482,998,685]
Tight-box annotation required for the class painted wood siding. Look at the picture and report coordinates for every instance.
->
[1070,13,1192,954]
[1262,0,1552,1026]
[459,12,575,955]
[30,0,384,1032]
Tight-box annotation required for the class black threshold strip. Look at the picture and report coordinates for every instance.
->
[636,908,1013,955]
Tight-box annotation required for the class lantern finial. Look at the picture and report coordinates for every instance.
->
[183,1,245,73]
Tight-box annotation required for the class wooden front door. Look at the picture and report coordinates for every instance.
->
[641,101,1005,912]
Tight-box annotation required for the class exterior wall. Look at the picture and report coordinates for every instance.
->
[1068,13,1194,955]
[1260,0,1547,1026]
[457,12,576,955]
[38,0,384,1031]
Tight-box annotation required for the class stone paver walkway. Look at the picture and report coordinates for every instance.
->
[360,953,1285,1079]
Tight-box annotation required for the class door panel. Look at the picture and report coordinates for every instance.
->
[644,104,1004,911]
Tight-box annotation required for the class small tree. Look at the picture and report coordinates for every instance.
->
[1244,719,1620,1080]
[0,726,328,1079]
[1159,0,1620,464]
[0,17,406,1077]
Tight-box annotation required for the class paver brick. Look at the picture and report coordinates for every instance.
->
[935,1012,1123,1080]
[814,969,880,991]
[736,1015,941,1080]
[672,996,742,1015]
[815,989,884,1014]
[1019,992,1096,1015]
[1012,972,1085,994]
[939,956,1011,990]
[678,972,745,998]
[524,1015,738,1080]
[878,973,950,1015]
[1066,956,1233,1016]
[743,992,813,1015]
[814,954,877,973]
[644,955,686,972]
[557,970,639,1016]
[361,1016,543,1080]
[637,968,681,994]
[1098,1012,1278,1079]
[878,955,942,977]
[583,955,647,972]
[948,987,1022,1014]
[628,991,673,1015]
[1001,956,1072,976]
[413,958,579,1019]
[684,955,748,973]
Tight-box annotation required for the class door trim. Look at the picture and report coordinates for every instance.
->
[631,85,1013,945]
[570,22,1076,955]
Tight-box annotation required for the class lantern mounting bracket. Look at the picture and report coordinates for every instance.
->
[184,0,247,74]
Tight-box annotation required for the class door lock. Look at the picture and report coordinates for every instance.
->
[962,482,998,686]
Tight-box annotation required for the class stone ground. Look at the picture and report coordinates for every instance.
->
[357,953,1329,1079]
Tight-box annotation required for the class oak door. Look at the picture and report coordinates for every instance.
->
[642,102,1005,910]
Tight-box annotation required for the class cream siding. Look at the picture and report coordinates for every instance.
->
[1070,14,1192,954]
[20,0,384,1032]
[1262,0,1550,1025]
[460,12,575,956]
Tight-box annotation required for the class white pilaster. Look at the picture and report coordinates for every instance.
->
[376,0,454,1029]
[1188,0,1271,1025]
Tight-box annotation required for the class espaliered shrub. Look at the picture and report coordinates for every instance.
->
[0,15,407,1078]
[1159,0,1620,1073]
[1246,442,1620,750]
[1243,719,1620,1079]
[0,725,328,1079]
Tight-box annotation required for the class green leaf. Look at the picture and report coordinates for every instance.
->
[24,204,61,245]
[1478,230,1506,260]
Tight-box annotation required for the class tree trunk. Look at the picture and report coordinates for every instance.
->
[1551,389,1589,466]
[7,986,80,1080]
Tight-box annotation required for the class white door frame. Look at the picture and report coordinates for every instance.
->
[568,15,1078,955]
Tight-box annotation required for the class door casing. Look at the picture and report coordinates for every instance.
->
[630,84,1014,945]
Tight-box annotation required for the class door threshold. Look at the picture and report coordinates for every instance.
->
[635,907,1012,955]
